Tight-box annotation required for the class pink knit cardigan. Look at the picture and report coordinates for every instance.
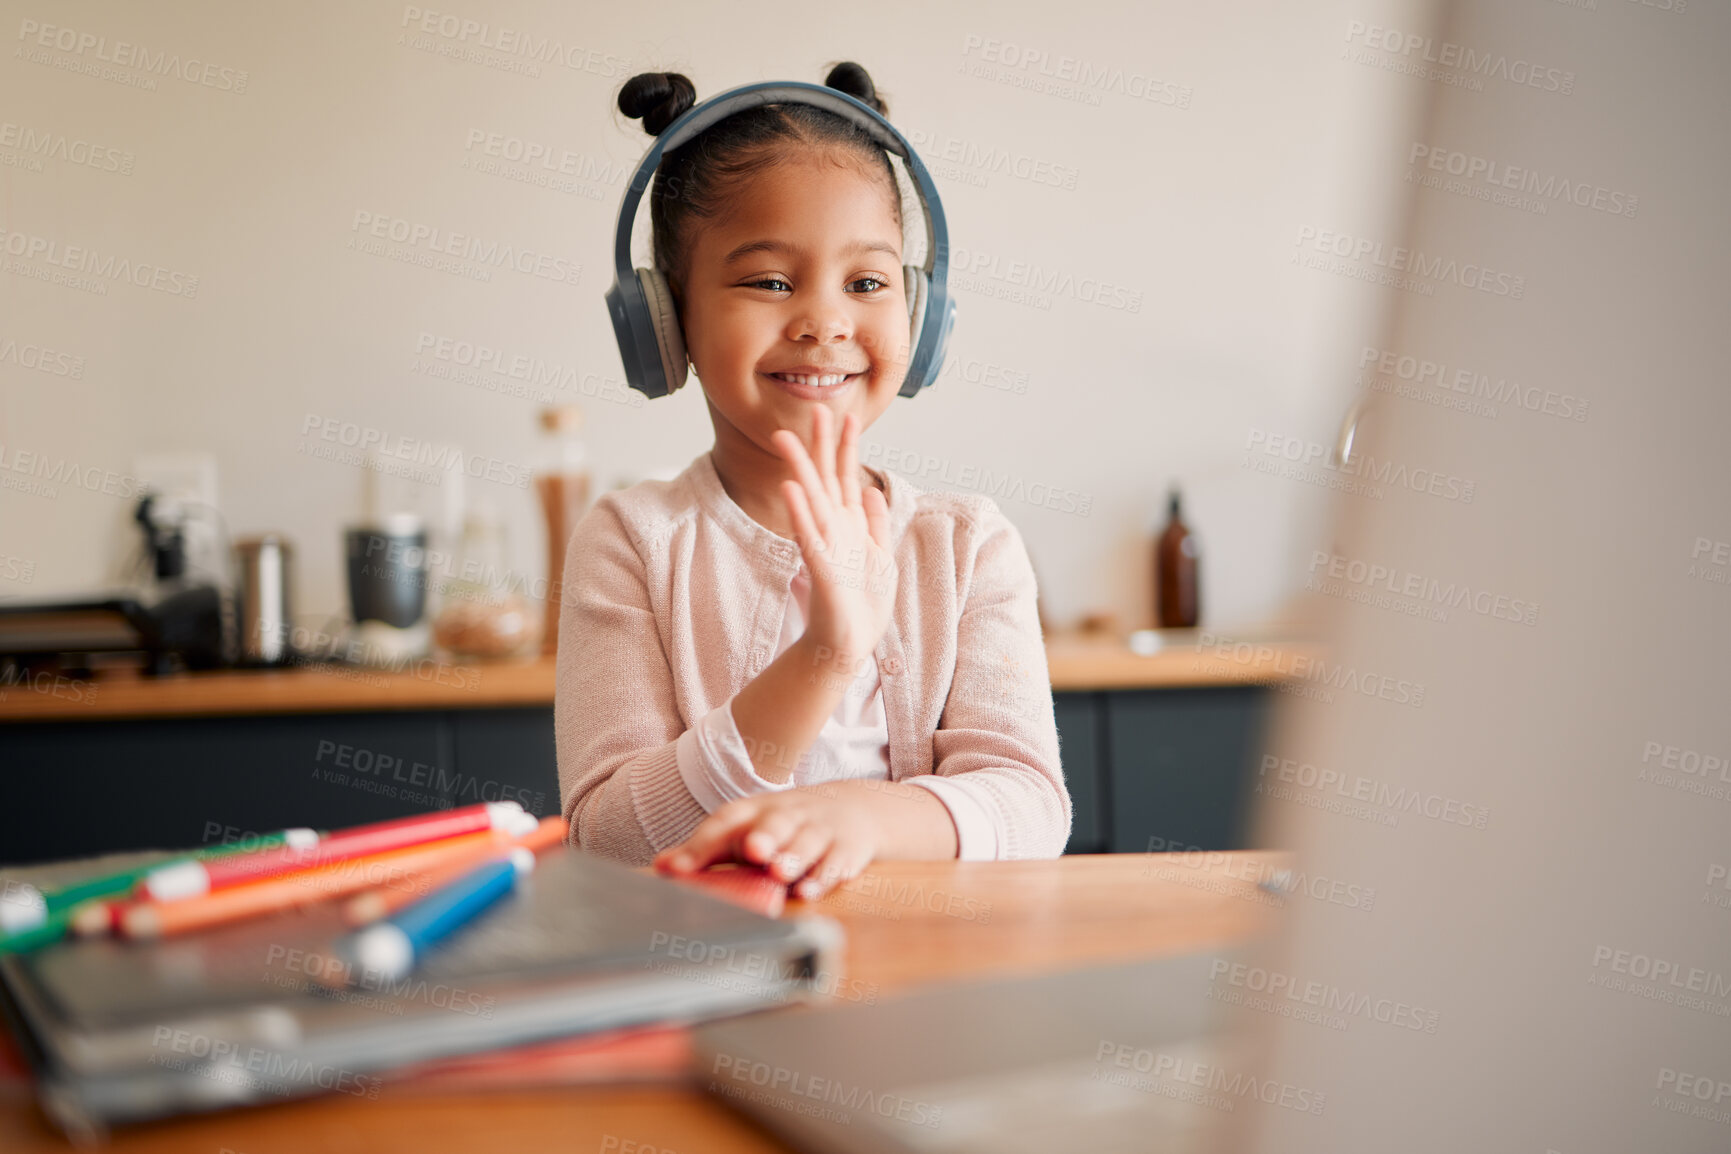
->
[553,448,1071,864]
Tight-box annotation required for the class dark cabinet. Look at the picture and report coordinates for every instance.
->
[1052,687,1272,855]
[1,690,1270,865]
[0,709,559,866]
[1054,694,1106,854]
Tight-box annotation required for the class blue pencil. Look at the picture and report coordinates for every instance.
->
[337,848,534,986]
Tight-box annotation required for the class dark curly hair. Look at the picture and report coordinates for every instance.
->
[615,61,902,295]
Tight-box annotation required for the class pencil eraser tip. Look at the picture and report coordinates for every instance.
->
[143,861,210,902]
[0,884,46,933]
[351,924,414,984]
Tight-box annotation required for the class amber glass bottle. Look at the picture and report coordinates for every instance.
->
[1154,488,1200,628]
[536,405,591,654]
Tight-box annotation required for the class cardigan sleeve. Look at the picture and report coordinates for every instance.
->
[553,497,710,865]
[917,501,1073,859]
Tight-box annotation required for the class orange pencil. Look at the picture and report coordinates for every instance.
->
[343,816,568,926]
[119,827,523,939]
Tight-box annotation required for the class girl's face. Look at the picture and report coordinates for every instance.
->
[675,153,908,462]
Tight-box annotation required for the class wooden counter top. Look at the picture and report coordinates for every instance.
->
[0,633,1317,723]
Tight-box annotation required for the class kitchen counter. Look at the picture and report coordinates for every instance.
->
[0,632,1314,863]
[0,633,1316,722]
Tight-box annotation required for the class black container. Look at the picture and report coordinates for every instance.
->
[345,517,428,629]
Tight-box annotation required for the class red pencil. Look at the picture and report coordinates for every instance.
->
[141,803,535,902]
[119,829,522,939]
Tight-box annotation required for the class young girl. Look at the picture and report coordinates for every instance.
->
[556,62,1070,899]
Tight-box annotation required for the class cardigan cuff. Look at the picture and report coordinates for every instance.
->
[904,775,1000,861]
[676,699,799,814]
[627,739,711,853]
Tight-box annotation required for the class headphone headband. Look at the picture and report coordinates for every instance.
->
[606,80,955,400]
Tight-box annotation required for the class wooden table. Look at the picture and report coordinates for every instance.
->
[0,853,1285,1153]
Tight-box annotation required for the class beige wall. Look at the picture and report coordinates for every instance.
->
[0,0,1432,632]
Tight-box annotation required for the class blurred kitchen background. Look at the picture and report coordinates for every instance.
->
[0,0,1427,638]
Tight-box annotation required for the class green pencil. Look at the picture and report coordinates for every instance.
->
[0,827,320,953]
[0,908,76,955]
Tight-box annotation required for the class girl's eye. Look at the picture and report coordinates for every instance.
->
[742,276,889,294]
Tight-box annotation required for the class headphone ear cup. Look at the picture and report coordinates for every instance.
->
[637,267,689,394]
[904,264,928,386]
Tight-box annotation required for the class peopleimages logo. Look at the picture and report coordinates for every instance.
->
[1193,631,1427,709]
[1359,345,1590,422]
[1294,226,1525,298]
[0,444,140,500]
[298,414,530,489]
[710,1053,944,1129]
[349,211,580,286]
[1257,754,1491,831]
[0,227,200,297]
[1408,144,1637,218]
[1590,946,1731,1004]
[0,336,85,379]
[16,19,250,92]
[947,244,1142,313]
[1343,20,1575,94]
[958,34,1192,109]
[0,120,135,174]
[1308,551,1539,627]
[905,126,1081,191]
[398,6,632,77]
[1245,427,1477,503]
[1208,958,1441,1033]
[1093,1041,1328,1115]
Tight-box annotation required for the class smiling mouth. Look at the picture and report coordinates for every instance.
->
[765,371,863,388]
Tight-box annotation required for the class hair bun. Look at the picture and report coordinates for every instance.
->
[618,72,697,137]
[823,61,888,117]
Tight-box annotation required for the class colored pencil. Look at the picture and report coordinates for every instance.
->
[51,828,318,914]
[337,849,535,985]
[0,908,75,955]
[0,882,47,936]
[4,828,318,943]
[141,803,526,901]
[341,816,567,926]
[119,825,527,939]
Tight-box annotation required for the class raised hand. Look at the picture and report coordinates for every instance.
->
[770,406,898,664]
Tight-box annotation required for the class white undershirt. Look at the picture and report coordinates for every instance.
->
[674,558,999,859]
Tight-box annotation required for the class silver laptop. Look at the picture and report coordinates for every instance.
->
[695,1,1726,1149]
[694,951,1253,1154]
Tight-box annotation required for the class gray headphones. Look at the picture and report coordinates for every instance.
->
[604,80,955,400]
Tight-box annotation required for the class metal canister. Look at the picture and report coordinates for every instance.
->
[235,534,295,666]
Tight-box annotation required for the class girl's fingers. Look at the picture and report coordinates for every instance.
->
[812,405,841,508]
[740,809,805,866]
[655,804,762,874]
[772,823,835,884]
[794,840,873,901]
[774,428,835,540]
[862,485,891,554]
[837,412,861,511]
[782,481,826,560]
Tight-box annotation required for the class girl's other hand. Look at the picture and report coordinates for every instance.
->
[652,786,883,900]
[771,406,898,663]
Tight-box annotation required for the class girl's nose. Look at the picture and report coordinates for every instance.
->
[786,296,854,344]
